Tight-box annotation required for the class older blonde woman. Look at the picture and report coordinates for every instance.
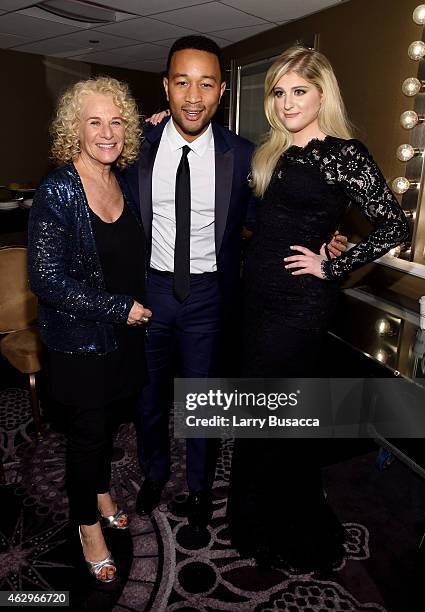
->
[28,77,151,582]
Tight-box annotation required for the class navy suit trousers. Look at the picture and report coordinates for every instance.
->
[135,269,221,491]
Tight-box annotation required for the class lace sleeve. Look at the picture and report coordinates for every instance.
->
[322,140,409,280]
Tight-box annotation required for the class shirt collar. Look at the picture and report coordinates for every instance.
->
[166,118,213,157]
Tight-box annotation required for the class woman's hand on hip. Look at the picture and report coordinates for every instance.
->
[284,246,327,279]
[127,301,152,325]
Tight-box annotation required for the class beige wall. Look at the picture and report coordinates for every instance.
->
[223,0,419,182]
[0,48,163,186]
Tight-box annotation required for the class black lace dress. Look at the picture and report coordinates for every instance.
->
[228,137,408,571]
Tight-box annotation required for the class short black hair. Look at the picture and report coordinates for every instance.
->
[166,35,225,82]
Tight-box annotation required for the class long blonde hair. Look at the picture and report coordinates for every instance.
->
[50,76,141,169]
[252,46,353,197]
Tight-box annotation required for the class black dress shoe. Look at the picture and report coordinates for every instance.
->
[167,493,191,517]
[168,491,212,529]
[188,491,212,529]
[136,479,163,516]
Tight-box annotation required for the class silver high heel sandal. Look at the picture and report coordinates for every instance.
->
[99,507,129,530]
[79,527,117,582]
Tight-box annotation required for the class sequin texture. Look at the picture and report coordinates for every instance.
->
[28,162,138,354]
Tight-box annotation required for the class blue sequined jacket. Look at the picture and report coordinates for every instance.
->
[28,161,139,354]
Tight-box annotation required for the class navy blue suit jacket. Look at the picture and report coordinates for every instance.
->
[124,119,255,317]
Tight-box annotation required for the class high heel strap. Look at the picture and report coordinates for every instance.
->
[100,507,129,530]
[78,527,117,582]
[84,554,117,582]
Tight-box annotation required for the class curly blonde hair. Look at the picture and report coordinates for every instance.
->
[50,76,141,169]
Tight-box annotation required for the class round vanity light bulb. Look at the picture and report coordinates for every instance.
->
[396,144,415,161]
[400,110,419,129]
[375,349,389,364]
[376,319,392,336]
[392,177,411,194]
[402,77,422,96]
[408,40,425,60]
[413,4,425,24]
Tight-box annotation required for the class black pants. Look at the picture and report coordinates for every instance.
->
[65,399,125,525]
[43,344,144,526]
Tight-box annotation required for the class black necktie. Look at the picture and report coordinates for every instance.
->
[174,145,191,302]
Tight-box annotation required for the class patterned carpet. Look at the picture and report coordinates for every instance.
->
[1,386,425,611]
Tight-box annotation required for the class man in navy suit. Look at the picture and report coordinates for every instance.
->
[125,36,254,528]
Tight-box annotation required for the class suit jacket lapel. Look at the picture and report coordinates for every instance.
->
[213,123,233,255]
[138,121,166,243]
[139,120,234,255]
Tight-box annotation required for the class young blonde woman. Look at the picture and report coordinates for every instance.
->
[28,77,151,582]
[227,46,408,572]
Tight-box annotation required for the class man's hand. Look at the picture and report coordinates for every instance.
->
[145,109,170,125]
[320,230,347,259]
[127,301,152,326]
[242,226,253,240]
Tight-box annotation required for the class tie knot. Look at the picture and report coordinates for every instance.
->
[181,145,191,158]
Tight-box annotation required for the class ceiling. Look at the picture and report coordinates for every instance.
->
[0,0,344,72]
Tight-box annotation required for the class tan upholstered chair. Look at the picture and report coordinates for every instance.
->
[0,246,42,438]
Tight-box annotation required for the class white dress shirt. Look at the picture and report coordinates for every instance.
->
[151,119,216,273]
